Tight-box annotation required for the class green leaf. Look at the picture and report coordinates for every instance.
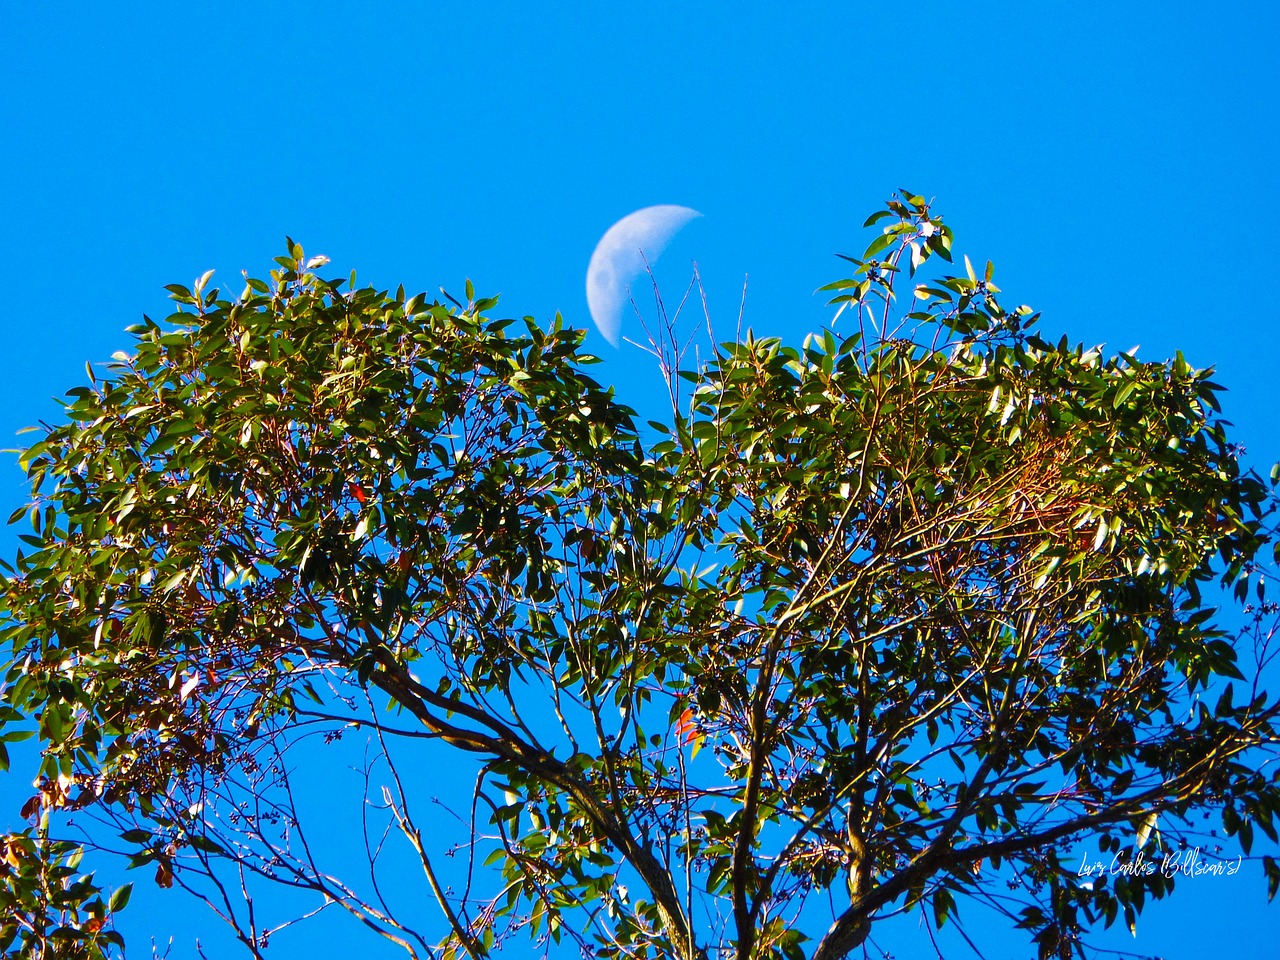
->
[862,232,896,260]
[933,887,954,929]
[108,883,133,912]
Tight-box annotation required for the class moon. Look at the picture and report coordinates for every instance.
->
[586,205,702,347]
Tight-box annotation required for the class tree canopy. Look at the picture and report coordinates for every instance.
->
[2,194,1279,960]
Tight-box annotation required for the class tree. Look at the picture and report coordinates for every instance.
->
[2,193,1279,960]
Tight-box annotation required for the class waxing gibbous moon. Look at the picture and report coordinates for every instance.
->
[585,205,702,347]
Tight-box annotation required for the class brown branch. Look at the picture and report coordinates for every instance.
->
[304,605,699,960]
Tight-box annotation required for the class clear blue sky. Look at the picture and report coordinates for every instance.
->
[2,2,1277,957]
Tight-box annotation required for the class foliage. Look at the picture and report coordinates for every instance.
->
[1,195,1279,960]
[0,823,127,959]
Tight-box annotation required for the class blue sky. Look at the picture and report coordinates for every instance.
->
[2,2,1278,957]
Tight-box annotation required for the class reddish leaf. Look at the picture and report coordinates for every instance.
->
[675,708,698,745]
